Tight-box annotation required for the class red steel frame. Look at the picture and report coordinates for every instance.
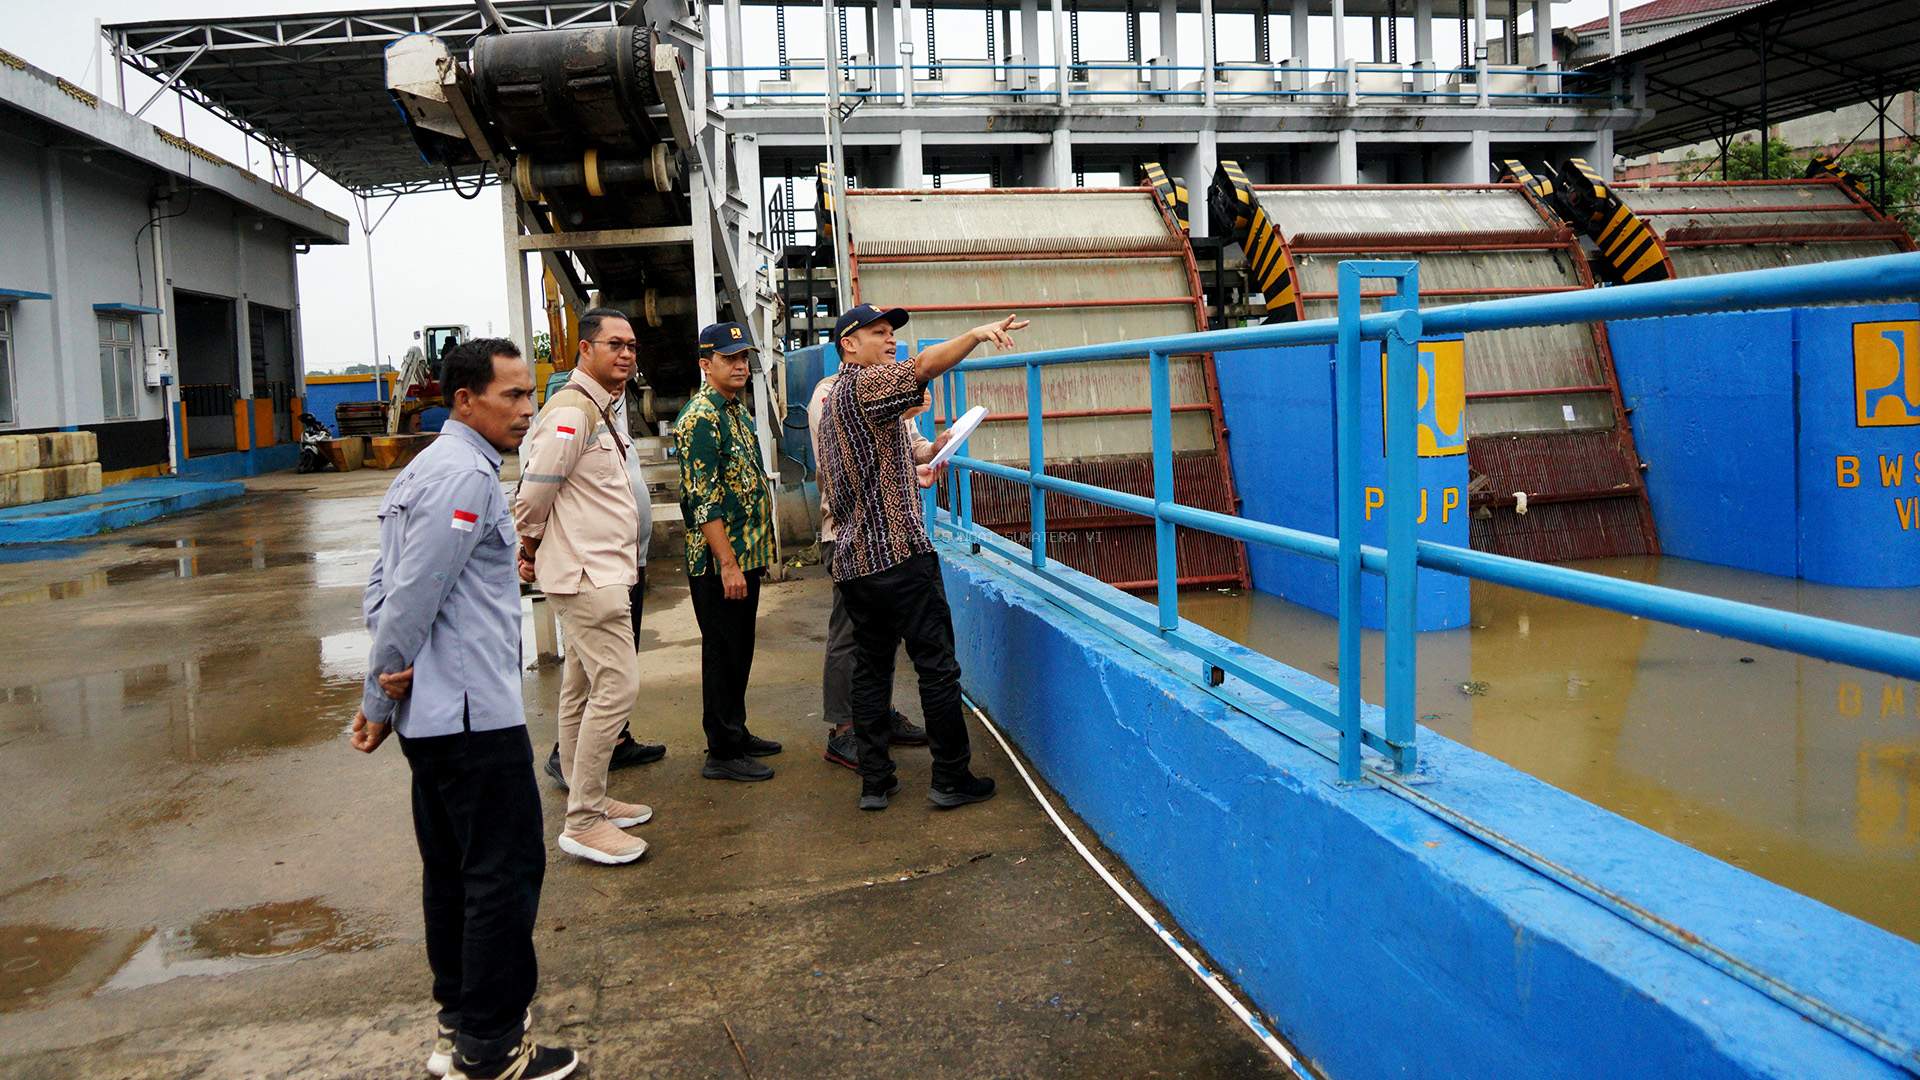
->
[1253,181,1662,556]
[841,185,1252,590]
[1621,177,1919,256]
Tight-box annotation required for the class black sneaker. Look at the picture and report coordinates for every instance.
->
[929,774,997,809]
[543,746,568,791]
[859,776,902,811]
[888,710,929,747]
[448,1040,578,1080]
[701,755,774,782]
[609,733,667,769]
[823,728,861,771]
[741,733,783,757]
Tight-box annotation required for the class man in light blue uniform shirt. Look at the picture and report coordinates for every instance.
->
[350,338,579,1080]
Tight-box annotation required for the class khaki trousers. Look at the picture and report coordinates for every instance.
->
[550,584,639,834]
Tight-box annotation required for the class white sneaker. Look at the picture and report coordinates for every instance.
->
[429,1011,531,1077]
[556,820,648,865]
[427,1024,455,1078]
[604,799,653,828]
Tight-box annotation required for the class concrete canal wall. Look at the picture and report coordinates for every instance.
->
[941,541,1920,1078]
[1608,303,1920,586]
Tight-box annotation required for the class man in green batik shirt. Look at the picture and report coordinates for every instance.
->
[675,322,782,783]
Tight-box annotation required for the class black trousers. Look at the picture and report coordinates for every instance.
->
[838,552,970,788]
[400,725,547,1063]
[688,566,764,758]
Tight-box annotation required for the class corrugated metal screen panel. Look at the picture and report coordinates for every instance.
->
[1470,431,1653,560]
[1256,187,1551,239]
[963,411,1218,462]
[857,257,1194,306]
[846,188,1249,589]
[1302,297,1605,399]
[1467,392,1616,436]
[960,455,1244,586]
[846,191,1181,256]
[1619,182,1883,238]
[1295,247,1603,403]
[1617,182,1857,212]
[1293,249,1586,294]
[1668,241,1909,277]
[945,357,1213,415]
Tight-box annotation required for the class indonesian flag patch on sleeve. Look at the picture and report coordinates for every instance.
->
[556,425,576,441]
[451,509,478,532]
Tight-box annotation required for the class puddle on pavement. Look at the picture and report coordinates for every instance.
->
[0,924,112,1012]
[1181,555,1920,943]
[0,638,364,760]
[0,900,371,1011]
[102,899,370,994]
[0,544,320,605]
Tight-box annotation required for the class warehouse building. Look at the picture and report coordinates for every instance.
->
[0,48,347,483]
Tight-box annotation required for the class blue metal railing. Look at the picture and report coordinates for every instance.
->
[708,60,1609,106]
[923,252,1920,789]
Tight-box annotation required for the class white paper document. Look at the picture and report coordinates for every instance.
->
[928,405,990,469]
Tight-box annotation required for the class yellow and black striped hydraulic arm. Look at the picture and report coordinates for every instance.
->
[1207,160,1300,323]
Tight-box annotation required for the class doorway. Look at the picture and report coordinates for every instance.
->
[174,291,240,455]
[249,304,295,444]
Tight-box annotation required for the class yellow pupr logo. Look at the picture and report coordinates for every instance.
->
[1383,340,1467,457]
[1854,320,1920,427]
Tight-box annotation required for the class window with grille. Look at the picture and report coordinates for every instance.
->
[98,316,137,421]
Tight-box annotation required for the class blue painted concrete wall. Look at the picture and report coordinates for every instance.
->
[1610,303,1920,586]
[305,376,388,436]
[942,543,1920,1078]
[177,445,297,482]
[1216,344,1469,629]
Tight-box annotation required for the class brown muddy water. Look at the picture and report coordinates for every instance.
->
[1182,556,1920,943]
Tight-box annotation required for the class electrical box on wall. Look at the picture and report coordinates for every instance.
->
[144,346,173,389]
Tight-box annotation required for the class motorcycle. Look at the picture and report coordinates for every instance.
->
[296,412,334,473]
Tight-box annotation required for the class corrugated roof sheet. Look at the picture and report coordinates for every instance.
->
[1572,0,1755,34]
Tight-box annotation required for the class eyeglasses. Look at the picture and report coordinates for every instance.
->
[589,338,638,354]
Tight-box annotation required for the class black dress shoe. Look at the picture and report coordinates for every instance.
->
[888,710,929,746]
[609,733,667,769]
[742,733,783,757]
[543,745,568,790]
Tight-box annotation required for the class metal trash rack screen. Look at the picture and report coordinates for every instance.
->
[922,251,1920,787]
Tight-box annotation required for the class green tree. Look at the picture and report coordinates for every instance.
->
[1680,138,1799,181]
[533,332,552,364]
[1830,149,1920,235]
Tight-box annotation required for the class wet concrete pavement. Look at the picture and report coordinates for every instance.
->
[0,470,1287,1079]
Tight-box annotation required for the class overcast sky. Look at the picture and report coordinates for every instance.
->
[9,0,1618,372]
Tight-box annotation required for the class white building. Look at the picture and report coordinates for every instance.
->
[0,47,347,481]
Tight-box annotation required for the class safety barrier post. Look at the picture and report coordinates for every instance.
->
[956,366,974,533]
[1381,267,1421,775]
[918,397,938,526]
[1333,268,1366,782]
[940,369,960,529]
[1027,360,1047,568]
[1149,349,1178,632]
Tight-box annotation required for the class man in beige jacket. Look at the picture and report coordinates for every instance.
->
[514,307,650,866]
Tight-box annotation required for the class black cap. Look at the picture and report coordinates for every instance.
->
[833,303,908,343]
[698,322,756,356]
